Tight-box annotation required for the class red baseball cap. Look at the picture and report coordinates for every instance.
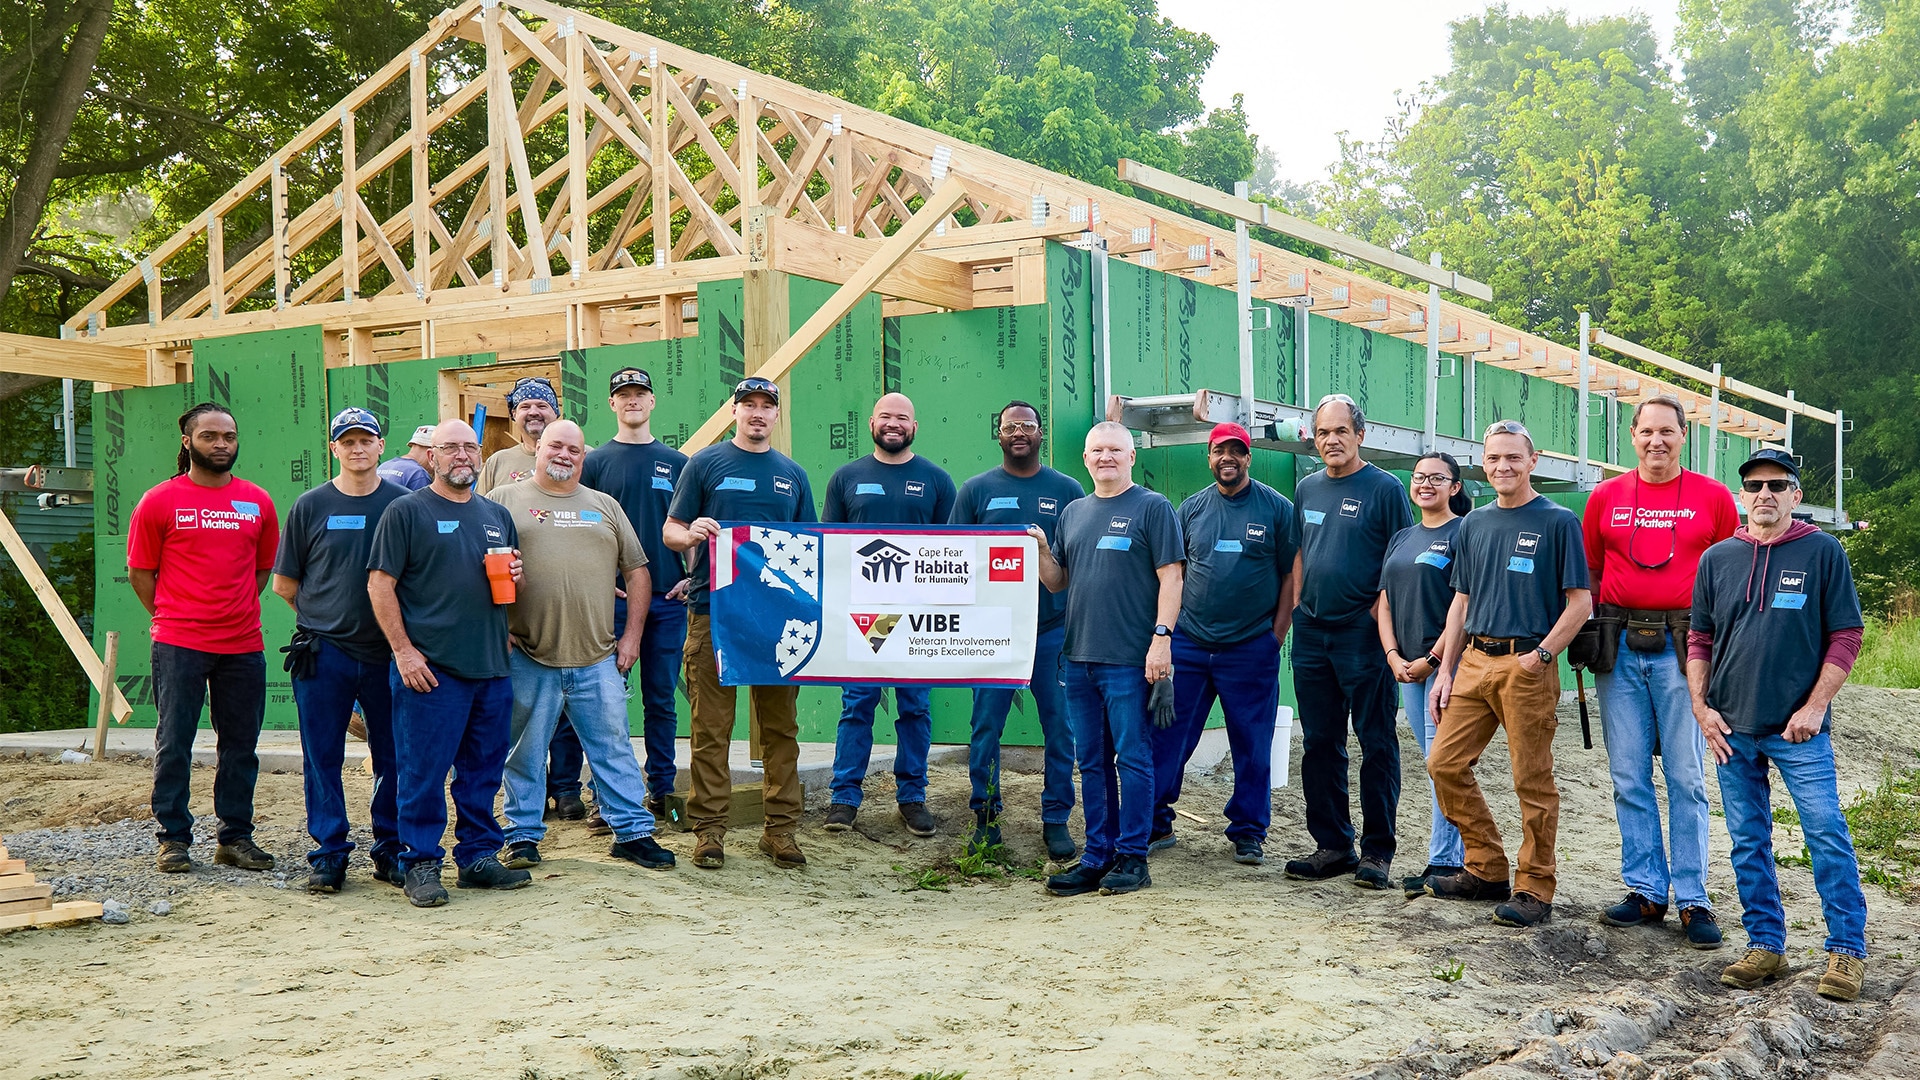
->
[1208,422,1252,450]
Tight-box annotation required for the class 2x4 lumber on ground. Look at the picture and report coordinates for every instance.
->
[0,900,105,932]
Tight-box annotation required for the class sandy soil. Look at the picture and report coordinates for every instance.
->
[4,687,1920,1079]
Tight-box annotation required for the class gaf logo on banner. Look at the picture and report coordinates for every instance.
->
[710,524,1037,689]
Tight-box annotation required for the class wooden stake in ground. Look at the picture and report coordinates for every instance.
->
[91,630,120,760]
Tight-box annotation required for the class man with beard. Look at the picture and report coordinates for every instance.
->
[477,377,559,495]
[129,402,281,874]
[368,419,530,907]
[821,393,957,838]
[489,420,675,873]
[270,408,410,892]
[1153,423,1298,865]
[950,400,1084,859]
[665,377,818,870]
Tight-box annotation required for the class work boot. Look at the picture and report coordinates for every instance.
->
[1403,864,1463,898]
[306,853,348,894]
[500,841,542,870]
[1046,861,1111,897]
[1043,823,1078,862]
[693,830,725,869]
[1354,856,1391,890]
[1233,840,1265,866]
[551,793,588,820]
[1602,891,1669,927]
[1680,906,1724,950]
[1492,892,1553,927]
[967,810,1002,852]
[584,811,613,836]
[371,853,404,887]
[1816,952,1865,1002]
[155,840,192,874]
[644,794,669,822]
[759,831,807,869]
[404,862,449,908]
[1425,869,1512,903]
[898,802,937,838]
[1283,847,1359,881]
[1148,829,1177,853]
[457,855,533,890]
[1719,948,1789,990]
[1098,855,1152,895]
[610,835,677,871]
[824,804,857,832]
[214,838,276,871]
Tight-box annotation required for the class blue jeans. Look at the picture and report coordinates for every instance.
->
[618,594,688,799]
[1153,630,1280,844]
[832,685,932,806]
[1597,633,1713,908]
[1401,676,1464,870]
[1292,612,1401,861]
[546,713,584,799]
[1717,731,1867,959]
[969,624,1075,823]
[150,642,265,846]
[503,652,658,845]
[292,637,398,863]
[1065,660,1155,867]
[389,664,512,869]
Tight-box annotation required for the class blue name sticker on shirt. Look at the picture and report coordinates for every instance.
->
[580,510,603,523]
[1214,539,1244,552]
[986,496,1021,510]
[1303,509,1327,525]
[651,477,674,491]
[1507,556,1535,574]
[1097,536,1133,551]
[326,515,367,530]
[1772,593,1808,609]
[855,483,886,495]
[231,500,261,517]
[716,476,757,492]
[437,520,460,534]
[1416,550,1451,569]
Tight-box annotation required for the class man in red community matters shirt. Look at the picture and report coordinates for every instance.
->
[1581,394,1738,950]
[128,402,281,875]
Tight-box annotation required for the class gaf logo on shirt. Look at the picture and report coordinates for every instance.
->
[1339,498,1361,518]
[905,481,926,498]
[988,546,1025,581]
[1515,532,1541,554]
[1611,506,1634,527]
[773,477,796,497]
[1108,516,1132,533]
[484,524,505,545]
[174,508,199,529]
[1038,498,1059,515]
[1774,568,1809,610]
[1245,523,1268,544]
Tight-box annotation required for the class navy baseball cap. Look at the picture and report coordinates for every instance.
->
[330,407,382,440]
[610,367,653,393]
[1738,447,1800,480]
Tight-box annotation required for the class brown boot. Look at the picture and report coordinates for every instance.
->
[1719,948,1789,989]
[758,831,806,869]
[692,830,725,870]
[1816,952,1865,1002]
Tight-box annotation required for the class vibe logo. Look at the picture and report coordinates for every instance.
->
[849,612,903,652]
[988,547,1025,581]
[857,539,913,583]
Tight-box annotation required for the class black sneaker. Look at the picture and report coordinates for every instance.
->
[610,835,676,871]
[306,853,347,893]
[1099,855,1152,895]
[404,862,449,908]
[823,803,857,832]
[1492,891,1553,927]
[1046,861,1111,897]
[501,841,542,870]
[1354,856,1391,890]
[1147,829,1177,853]
[1283,848,1359,881]
[1680,906,1724,950]
[371,854,404,887]
[1233,841,1265,866]
[155,840,192,874]
[1425,869,1512,902]
[1043,823,1078,861]
[899,802,937,838]
[214,837,276,871]
[457,854,533,890]
[1601,891,1669,927]
[967,810,1002,852]
[1403,864,1462,898]
[552,793,588,821]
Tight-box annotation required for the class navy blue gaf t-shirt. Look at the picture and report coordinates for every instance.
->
[822,454,956,526]
[667,441,816,613]
[951,465,1085,634]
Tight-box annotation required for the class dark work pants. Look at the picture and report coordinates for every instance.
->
[1154,629,1281,844]
[151,641,266,846]
[390,664,513,869]
[292,636,398,864]
[1292,612,1401,863]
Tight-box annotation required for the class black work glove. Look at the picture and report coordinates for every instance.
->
[1149,671,1177,729]
[280,629,321,681]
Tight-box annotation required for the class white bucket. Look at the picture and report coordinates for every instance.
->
[1270,705,1294,789]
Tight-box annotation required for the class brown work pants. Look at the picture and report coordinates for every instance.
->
[683,613,802,836]
[1428,647,1562,901]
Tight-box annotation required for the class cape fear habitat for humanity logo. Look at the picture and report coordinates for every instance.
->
[857,539,913,583]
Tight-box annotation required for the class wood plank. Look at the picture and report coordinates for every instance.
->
[767,217,973,310]
[0,881,53,904]
[484,4,512,285]
[0,899,104,932]
[411,50,432,297]
[0,863,26,878]
[0,333,150,384]
[341,106,359,300]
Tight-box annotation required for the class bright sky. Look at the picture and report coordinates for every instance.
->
[1157,0,1681,186]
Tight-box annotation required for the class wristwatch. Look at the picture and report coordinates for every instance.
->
[1153,624,1173,638]
[1535,646,1554,665]
[1424,652,1442,669]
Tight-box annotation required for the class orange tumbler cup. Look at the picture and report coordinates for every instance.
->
[485,547,516,604]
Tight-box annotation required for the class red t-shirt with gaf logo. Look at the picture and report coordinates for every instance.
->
[127,474,281,654]
[1581,468,1738,610]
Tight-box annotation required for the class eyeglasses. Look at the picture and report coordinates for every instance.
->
[433,442,482,455]
[1742,478,1795,493]
[998,421,1040,434]
[1317,393,1355,406]
[1409,472,1454,486]
[1483,420,1530,439]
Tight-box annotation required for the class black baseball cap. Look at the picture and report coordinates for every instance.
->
[1738,447,1800,480]
[733,376,779,404]
[610,367,653,393]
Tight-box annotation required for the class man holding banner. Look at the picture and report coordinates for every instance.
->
[820,393,957,839]
[665,377,818,871]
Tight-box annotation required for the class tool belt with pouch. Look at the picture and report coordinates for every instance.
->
[1570,604,1689,675]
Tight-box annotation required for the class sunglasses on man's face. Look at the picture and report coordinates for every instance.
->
[1741,478,1795,493]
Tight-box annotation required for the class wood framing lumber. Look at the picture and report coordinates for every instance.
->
[0,899,104,932]
[765,217,974,310]
[1590,329,1835,425]
[92,630,120,760]
[0,333,148,383]
[0,861,25,876]
[0,509,133,721]
[682,175,970,451]
[0,881,54,905]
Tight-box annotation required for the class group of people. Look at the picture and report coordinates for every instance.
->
[127,371,1869,1002]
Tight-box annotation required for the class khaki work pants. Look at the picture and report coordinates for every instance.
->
[683,613,802,836]
[1428,646,1562,901]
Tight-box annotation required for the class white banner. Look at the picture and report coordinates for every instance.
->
[708,524,1039,687]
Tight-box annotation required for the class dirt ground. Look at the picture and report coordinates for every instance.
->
[5,687,1920,1080]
